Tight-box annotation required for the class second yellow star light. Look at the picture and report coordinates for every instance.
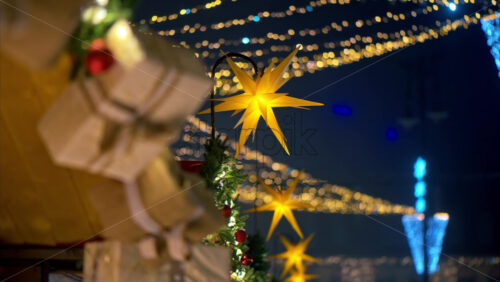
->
[199,46,323,157]
[245,170,311,240]
[273,234,320,278]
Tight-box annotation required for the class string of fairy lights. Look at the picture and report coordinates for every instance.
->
[194,20,463,60]
[136,0,237,24]
[206,12,491,95]
[133,6,496,98]
[161,4,438,36]
[132,0,496,71]
[139,0,487,32]
[152,4,442,43]
[174,116,416,215]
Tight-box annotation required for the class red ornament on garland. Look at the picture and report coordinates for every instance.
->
[85,48,114,75]
[235,230,247,243]
[241,253,253,266]
[89,38,107,51]
[221,205,231,219]
[178,160,204,174]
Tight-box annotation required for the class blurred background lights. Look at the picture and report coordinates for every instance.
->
[386,128,398,141]
[413,157,427,180]
[448,3,457,11]
[241,37,250,44]
[414,181,427,198]
[332,104,352,116]
[415,198,426,213]
[252,15,260,22]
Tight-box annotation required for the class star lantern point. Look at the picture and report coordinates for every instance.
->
[199,47,323,157]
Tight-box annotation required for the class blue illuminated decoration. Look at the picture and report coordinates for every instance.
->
[386,128,398,141]
[448,2,456,11]
[413,157,427,180]
[414,181,427,198]
[185,8,191,14]
[426,213,450,274]
[402,215,425,275]
[252,15,260,22]
[404,156,450,275]
[413,157,427,213]
[241,37,250,44]
[481,13,500,78]
[415,198,426,213]
[306,5,313,12]
[332,104,352,116]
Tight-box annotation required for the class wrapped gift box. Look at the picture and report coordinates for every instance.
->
[102,20,213,123]
[38,21,213,182]
[83,240,231,282]
[0,0,89,69]
[88,151,224,243]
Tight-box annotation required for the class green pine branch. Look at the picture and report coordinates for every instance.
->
[201,136,273,282]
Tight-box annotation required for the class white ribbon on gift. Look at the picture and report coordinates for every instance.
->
[123,180,205,261]
[76,57,179,182]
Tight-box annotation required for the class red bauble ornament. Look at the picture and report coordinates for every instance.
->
[89,38,107,51]
[178,160,204,174]
[235,230,247,243]
[241,253,253,266]
[85,49,114,75]
[221,205,231,219]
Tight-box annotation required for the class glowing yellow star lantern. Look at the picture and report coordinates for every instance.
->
[245,170,312,240]
[285,267,319,282]
[199,46,323,157]
[272,234,320,277]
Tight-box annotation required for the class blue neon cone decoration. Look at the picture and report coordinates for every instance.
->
[481,13,500,78]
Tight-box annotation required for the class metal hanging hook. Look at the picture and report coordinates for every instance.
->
[208,52,259,139]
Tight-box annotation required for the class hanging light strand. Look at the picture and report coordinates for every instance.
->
[195,21,453,60]
[138,0,236,25]
[154,4,442,40]
[207,12,485,95]
[141,0,483,33]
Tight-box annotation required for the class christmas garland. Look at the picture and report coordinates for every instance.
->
[67,0,137,77]
[201,136,274,281]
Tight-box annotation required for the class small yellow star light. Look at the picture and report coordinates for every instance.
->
[272,234,320,277]
[245,170,312,240]
[285,267,319,282]
[199,46,323,157]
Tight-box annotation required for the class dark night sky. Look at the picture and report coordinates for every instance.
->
[134,0,500,258]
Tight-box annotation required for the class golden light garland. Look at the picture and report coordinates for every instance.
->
[137,0,234,25]
[142,0,484,35]
[208,13,485,94]
[155,4,440,43]
[159,3,435,36]
[196,22,446,60]
[238,184,416,215]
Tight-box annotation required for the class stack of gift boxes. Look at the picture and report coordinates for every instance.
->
[1,3,230,280]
